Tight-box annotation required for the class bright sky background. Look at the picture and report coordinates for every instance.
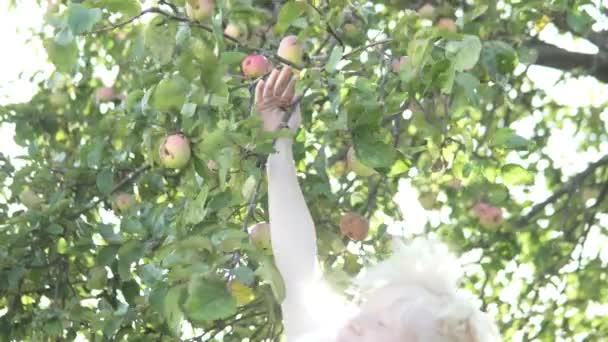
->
[1,0,607,340]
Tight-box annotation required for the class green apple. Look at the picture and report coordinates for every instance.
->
[112,192,136,214]
[346,146,376,177]
[249,222,272,251]
[418,3,435,18]
[19,189,44,209]
[186,0,214,20]
[277,35,304,66]
[224,23,241,39]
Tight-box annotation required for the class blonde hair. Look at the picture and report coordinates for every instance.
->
[354,237,501,342]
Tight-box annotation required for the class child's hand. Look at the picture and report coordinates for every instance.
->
[255,67,301,133]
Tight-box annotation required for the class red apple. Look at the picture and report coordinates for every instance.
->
[241,54,271,78]
[437,18,457,32]
[96,87,117,102]
[159,133,192,169]
[340,212,369,241]
[391,56,408,73]
[472,202,503,228]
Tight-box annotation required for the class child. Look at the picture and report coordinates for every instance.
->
[257,67,501,342]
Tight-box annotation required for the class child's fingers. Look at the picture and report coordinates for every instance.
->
[274,67,292,97]
[263,69,280,98]
[255,80,265,106]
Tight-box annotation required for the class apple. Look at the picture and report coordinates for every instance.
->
[249,222,272,251]
[391,56,407,73]
[329,160,347,177]
[472,202,503,228]
[186,0,214,20]
[418,3,435,18]
[344,23,357,36]
[159,133,192,169]
[446,178,463,189]
[96,87,116,102]
[241,54,271,78]
[437,18,457,32]
[112,192,136,214]
[207,159,219,172]
[277,35,304,66]
[418,191,439,210]
[340,212,369,241]
[224,23,241,39]
[346,146,376,177]
[49,92,69,107]
[19,189,44,209]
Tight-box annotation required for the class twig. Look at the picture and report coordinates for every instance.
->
[159,0,179,14]
[342,39,395,59]
[306,0,344,47]
[91,8,157,33]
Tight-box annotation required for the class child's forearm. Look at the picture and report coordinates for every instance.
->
[266,136,319,337]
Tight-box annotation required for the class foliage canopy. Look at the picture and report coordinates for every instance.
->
[1,0,608,341]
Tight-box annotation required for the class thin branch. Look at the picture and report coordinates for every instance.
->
[306,0,344,47]
[68,164,151,219]
[517,154,608,225]
[90,8,157,33]
[342,39,395,59]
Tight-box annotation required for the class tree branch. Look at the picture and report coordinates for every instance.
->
[530,39,608,83]
[517,154,608,224]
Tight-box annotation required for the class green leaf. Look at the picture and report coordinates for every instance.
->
[117,240,144,280]
[446,35,482,71]
[144,16,177,65]
[96,168,114,195]
[163,285,186,336]
[66,4,102,35]
[325,46,343,73]
[183,185,210,225]
[184,276,237,322]
[566,10,594,34]
[46,223,64,235]
[45,40,78,73]
[440,65,456,94]
[255,256,286,302]
[455,72,480,105]
[95,0,142,16]
[491,128,529,150]
[152,75,190,112]
[275,1,308,33]
[88,266,108,290]
[233,266,256,286]
[352,129,397,169]
[501,164,534,185]
[181,102,197,117]
[408,30,434,68]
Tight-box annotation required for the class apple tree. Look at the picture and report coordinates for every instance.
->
[1,0,607,341]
